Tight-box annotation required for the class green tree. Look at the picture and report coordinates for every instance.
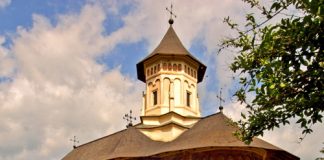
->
[315,143,324,160]
[221,0,324,144]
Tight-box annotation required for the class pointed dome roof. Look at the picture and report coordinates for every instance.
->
[137,26,206,83]
[151,26,190,55]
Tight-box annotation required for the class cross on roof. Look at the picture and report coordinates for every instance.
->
[216,88,225,112]
[166,3,176,24]
[69,136,79,149]
[123,110,136,128]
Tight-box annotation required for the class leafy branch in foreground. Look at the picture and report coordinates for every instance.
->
[221,0,324,144]
[315,143,324,160]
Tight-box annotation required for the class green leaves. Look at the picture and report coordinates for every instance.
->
[271,2,282,12]
[222,0,324,144]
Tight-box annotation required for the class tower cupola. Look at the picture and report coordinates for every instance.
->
[136,18,206,142]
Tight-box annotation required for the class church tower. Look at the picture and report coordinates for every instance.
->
[63,6,299,160]
[136,17,206,142]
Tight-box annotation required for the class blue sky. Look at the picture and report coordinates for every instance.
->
[0,0,85,34]
[0,0,323,159]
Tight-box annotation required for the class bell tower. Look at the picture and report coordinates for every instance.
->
[136,10,206,142]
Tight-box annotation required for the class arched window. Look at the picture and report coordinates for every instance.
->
[186,91,191,107]
[163,63,167,70]
[178,64,182,71]
[157,64,160,71]
[168,63,172,71]
[173,64,177,71]
[152,90,157,105]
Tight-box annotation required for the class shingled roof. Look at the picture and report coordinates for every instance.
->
[150,25,191,56]
[136,26,206,83]
[62,113,298,160]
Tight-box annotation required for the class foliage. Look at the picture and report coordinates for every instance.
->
[316,143,324,160]
[221,0,324,144]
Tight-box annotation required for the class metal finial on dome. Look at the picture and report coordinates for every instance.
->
[168,19,174,25]
[166,3,176,25]
[123,110,136,128]
[216,88,225,113]
[70,136,79,149]
[219,106,224,112]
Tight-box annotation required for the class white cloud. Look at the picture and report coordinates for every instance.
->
[0,36,15,79]
[262,122,324,159]
[0,0,10,9]
[0,3,143,160]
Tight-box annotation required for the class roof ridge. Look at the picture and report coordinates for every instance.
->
[74,128,127,149]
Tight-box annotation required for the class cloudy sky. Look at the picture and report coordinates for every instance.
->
[0,0,323,159]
